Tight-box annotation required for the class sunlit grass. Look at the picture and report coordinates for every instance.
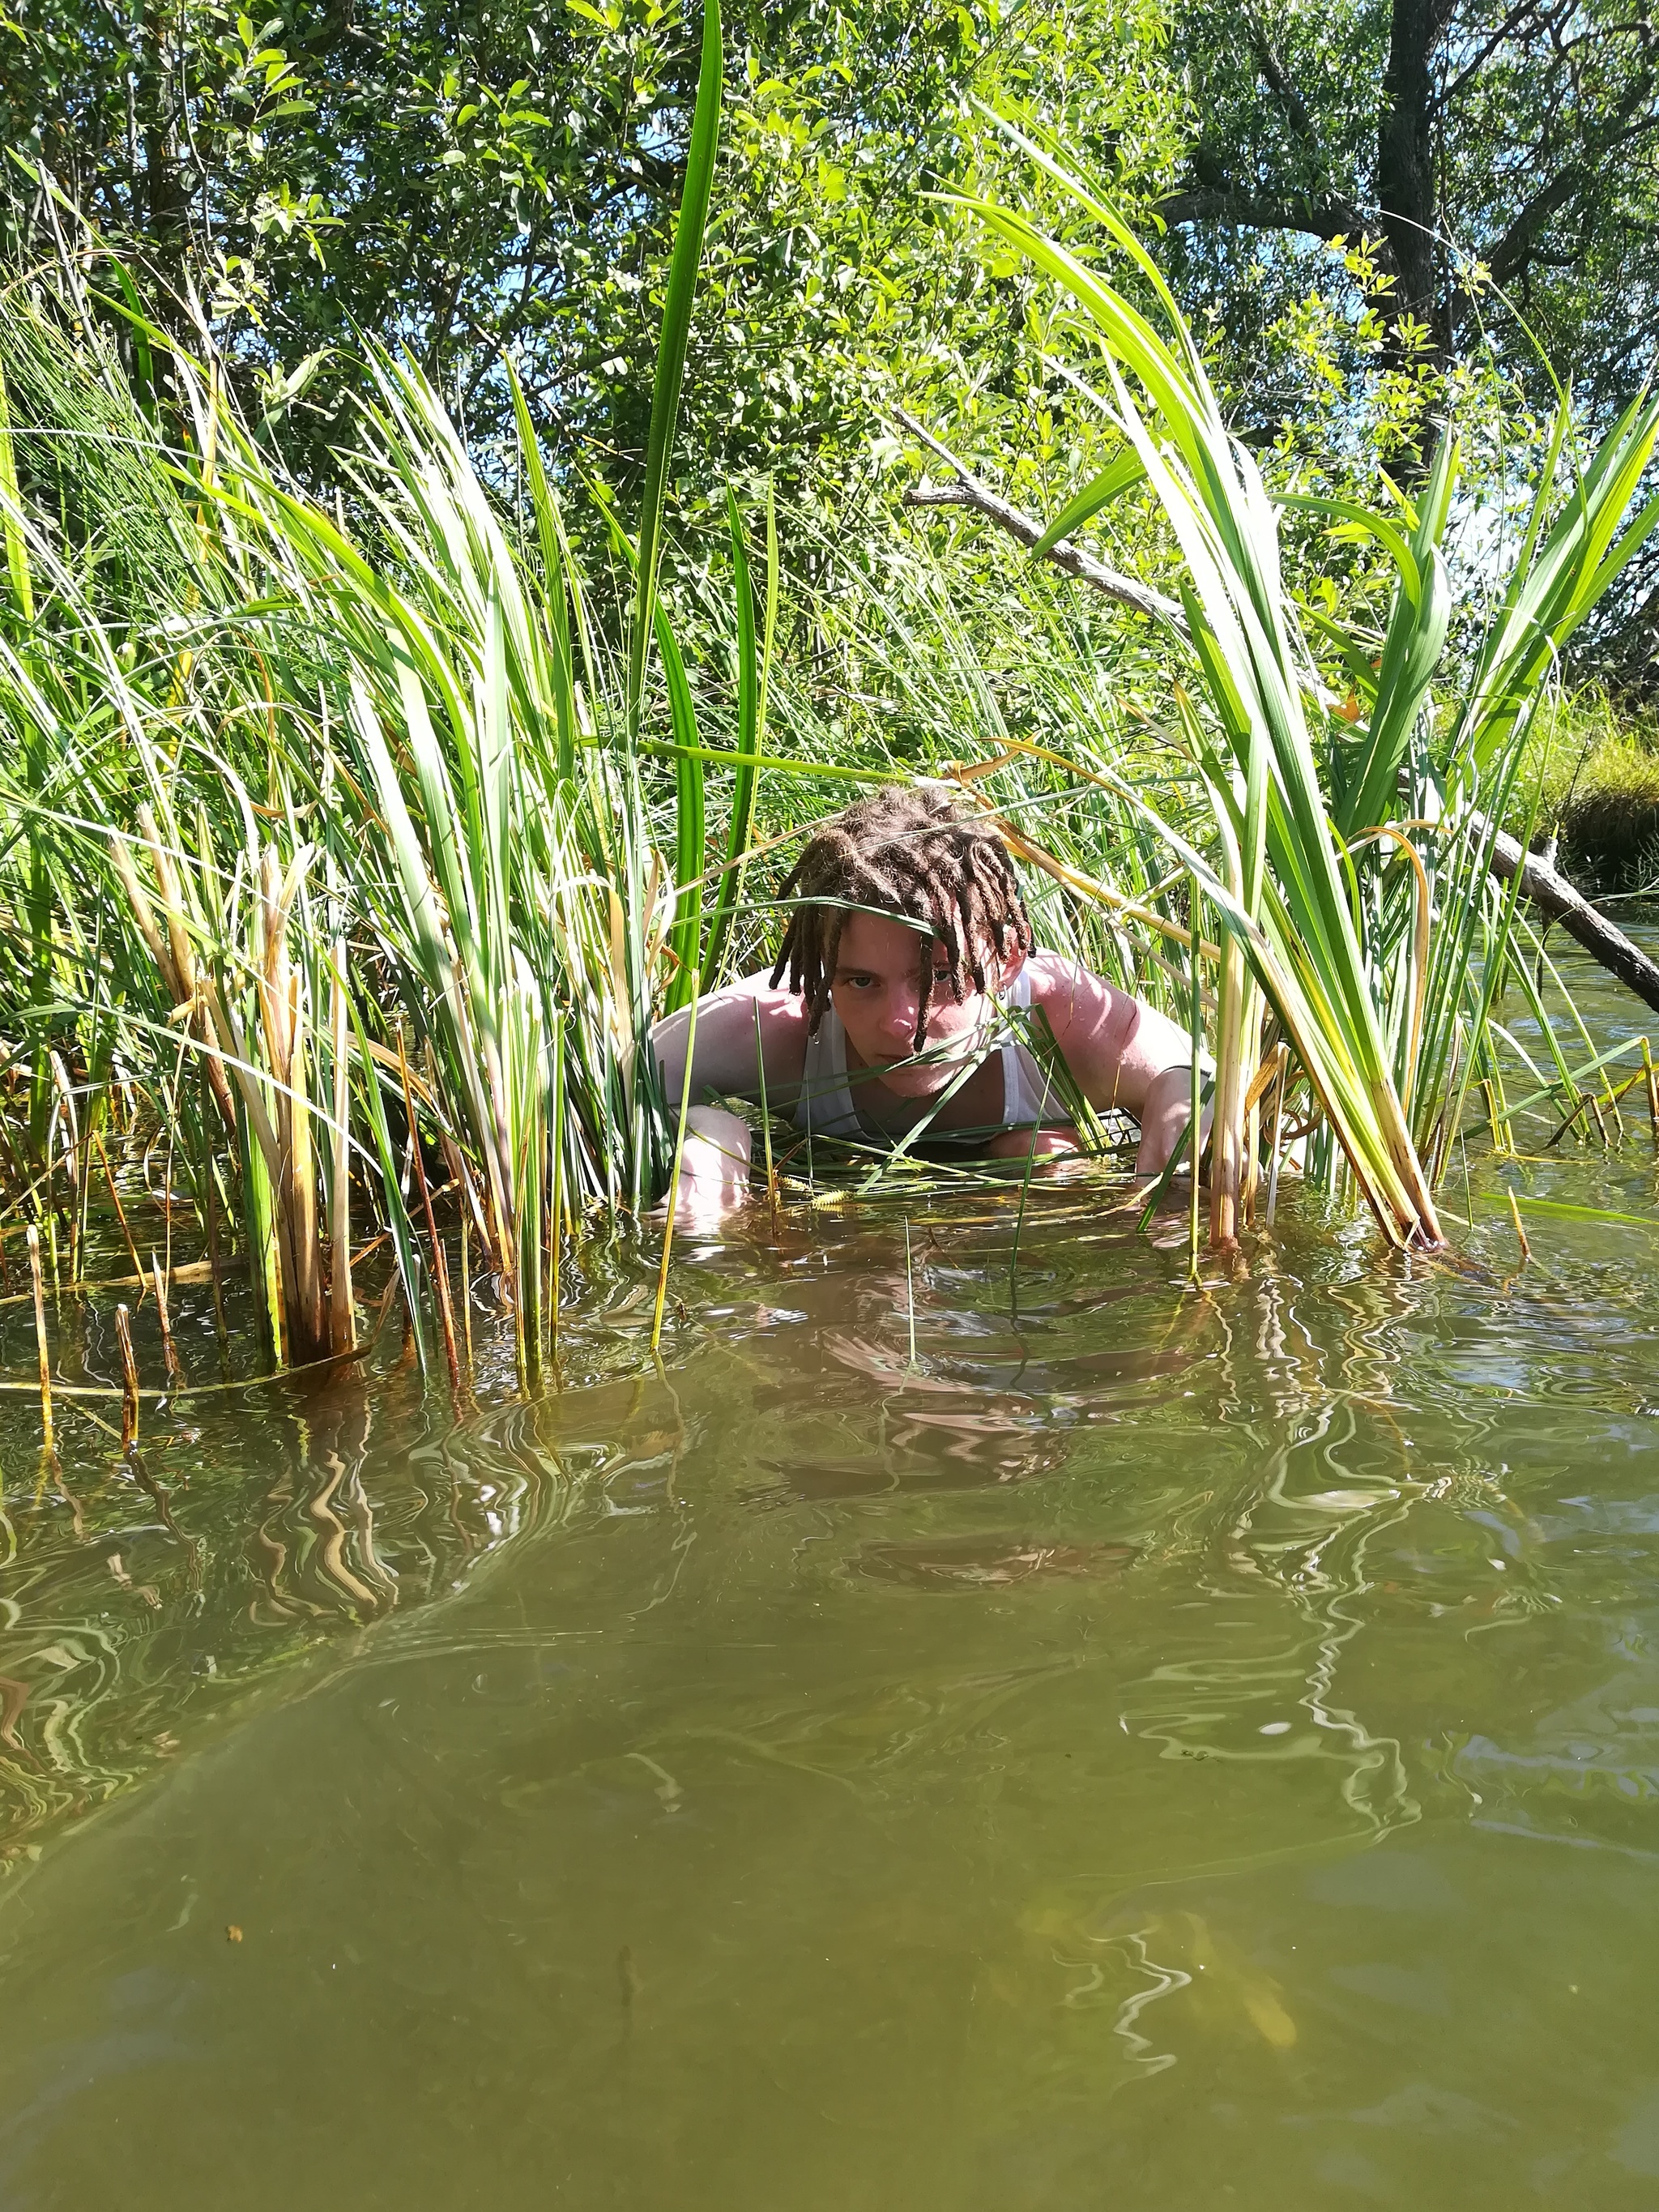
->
[2,66,1657,1386]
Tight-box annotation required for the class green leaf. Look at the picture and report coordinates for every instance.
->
[1030,447,1145,558]
[656,599,705,1014]
[625,0,722,748]
[700,480,773,992]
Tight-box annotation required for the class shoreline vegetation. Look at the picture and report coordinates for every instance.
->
[1526,702,1659,895]
[4,3,1659,1424]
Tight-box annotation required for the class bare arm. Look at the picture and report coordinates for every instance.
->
[650,971,808,1109]
[1025,951,1204,1176]
[649,975,808,1221]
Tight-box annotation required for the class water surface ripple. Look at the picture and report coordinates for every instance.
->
[5,954,1659,2206]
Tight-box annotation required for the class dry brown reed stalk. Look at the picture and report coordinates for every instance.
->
[0,1339,372,1400]
[1546,1067,1644,1148]
[397,1030,459,1388]
[111,805,354,1364]
[25,1223,51,1450]
[151,1255,183,1384]
[1507,1189,1531,1263]
[0,1259,215,1309]
[109,811,236,1131]
[92,1130,145,1283]
[458,1211,474,1377]
[1265,1045,1291,1226]
[113,1304,139,1445]
[46,1052,81,1279]
[203,1114,228,1345]
[962,788,1222,962]
[328,961,355,1354]
[255,843,325,1360]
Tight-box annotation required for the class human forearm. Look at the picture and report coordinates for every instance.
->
[1134,1062,1204,1176]
[670,1105,752,1225]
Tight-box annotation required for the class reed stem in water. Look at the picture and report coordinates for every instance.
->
[113,1303,140,1446]
[151,1255,182,1385]
[1507,1189,1531,1263]
[651,993,700,1356]
[1188,877,1204,1281]
[398,1030,459,1389]
[93,1132,145,1283]
[26,1225,51,1451]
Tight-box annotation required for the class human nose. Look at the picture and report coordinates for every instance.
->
[878,981,920,1043]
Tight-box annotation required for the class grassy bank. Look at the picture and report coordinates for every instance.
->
[1526,698,1659,893]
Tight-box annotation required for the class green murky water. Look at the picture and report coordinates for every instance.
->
[6,929,1659,2208]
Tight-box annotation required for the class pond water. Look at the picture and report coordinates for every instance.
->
[5,927,1659,2209]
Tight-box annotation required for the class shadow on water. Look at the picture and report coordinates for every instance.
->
[7,942,1659,2203]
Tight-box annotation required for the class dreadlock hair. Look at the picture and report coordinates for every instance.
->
[769,785,1035,1050]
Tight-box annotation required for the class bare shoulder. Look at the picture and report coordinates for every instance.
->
[1018,949,1188,1104]
[651,970,808,1101]
[1021,950,1132,1038]
[723,971,811,1061]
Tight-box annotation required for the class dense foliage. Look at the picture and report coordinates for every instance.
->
[6,0,1654,691]
[3,0,1659,1397]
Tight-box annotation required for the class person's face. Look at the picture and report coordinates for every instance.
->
[829,911,1017,1099]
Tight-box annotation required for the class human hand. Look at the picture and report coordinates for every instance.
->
[669,1105,753,1229]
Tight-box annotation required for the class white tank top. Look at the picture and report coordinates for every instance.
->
[793,963,1054,1143]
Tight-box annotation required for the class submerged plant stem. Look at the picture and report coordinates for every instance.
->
[651,992,700,1357]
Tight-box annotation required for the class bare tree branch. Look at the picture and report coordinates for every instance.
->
[892,408,1185,629]
[1483,821,1659,1013]
[1486,113,1659,285]
[896,409,1659,1012]
[1154,187,1367,241]
[1247,15,1316,136]
[1436,0,1546,109]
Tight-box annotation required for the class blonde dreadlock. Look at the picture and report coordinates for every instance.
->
[770,786,1034,1050]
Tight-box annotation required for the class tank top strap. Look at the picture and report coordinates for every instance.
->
[795,1006,864,1137]
[996,963,1055,1128]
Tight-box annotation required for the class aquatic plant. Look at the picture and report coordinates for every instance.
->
[926,118,1659,1247]
[0,1,740,1387]
[2,69,1657,1397]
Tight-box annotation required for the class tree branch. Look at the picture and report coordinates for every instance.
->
[1247,16,1316,137]
[1486,111,1659,288]
[893,408,1184,629]
[1483,820,1659,1013]
[1437,0,1548,110]
[1154,187,1369,241]
[1486,164,1589,286]
[898,411,1659,1014]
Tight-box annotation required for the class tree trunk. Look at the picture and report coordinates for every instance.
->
[141,0,188,272]
[1376,0,1446,367]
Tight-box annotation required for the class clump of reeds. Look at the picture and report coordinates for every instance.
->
[0,1,745,1387]
[3,35,1657,1387]
[924,113,1659,1248]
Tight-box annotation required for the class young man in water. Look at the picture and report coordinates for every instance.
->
[651,785,1196,1218]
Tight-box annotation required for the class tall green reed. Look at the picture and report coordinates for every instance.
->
[0,2,746,1386]
[935,117,1659,1248]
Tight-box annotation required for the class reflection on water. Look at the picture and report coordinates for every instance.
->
[6,943,1659,2203]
